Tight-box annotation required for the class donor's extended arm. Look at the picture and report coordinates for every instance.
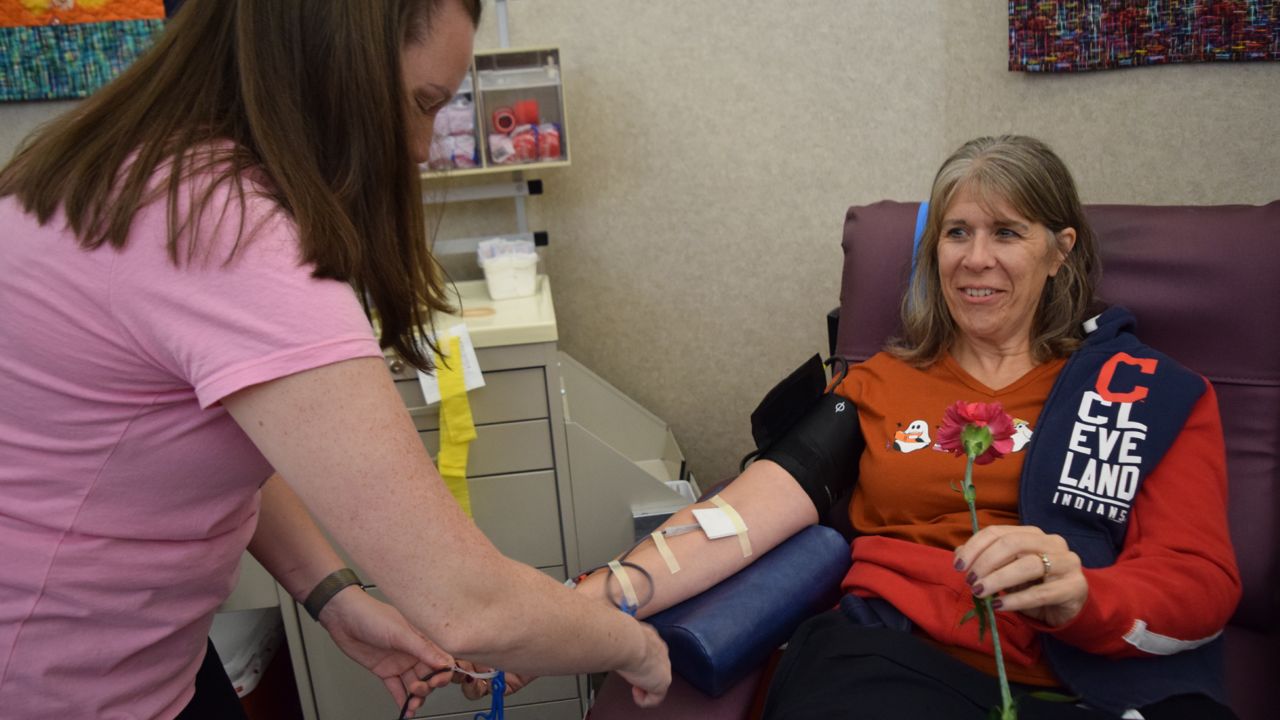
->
[575,382,864,618]
[574,459,819,618]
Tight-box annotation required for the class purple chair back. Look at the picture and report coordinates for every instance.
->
[835,200,1280,720]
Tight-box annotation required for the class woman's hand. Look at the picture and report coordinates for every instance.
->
[953,525,1088,627]
[615,622,671,707]
[318,587,454,715]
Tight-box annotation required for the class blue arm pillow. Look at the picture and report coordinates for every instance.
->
[645,524,852,697]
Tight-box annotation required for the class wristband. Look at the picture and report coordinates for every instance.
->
[303,568,365,621]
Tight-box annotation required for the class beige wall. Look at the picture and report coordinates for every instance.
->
[470,0,952,487]
[4,1,1278,484]
[481,0,1280,483]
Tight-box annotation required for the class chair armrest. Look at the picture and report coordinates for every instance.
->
[645,524,851,697]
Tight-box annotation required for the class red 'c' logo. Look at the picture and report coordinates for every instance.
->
[1095,352,1158,403]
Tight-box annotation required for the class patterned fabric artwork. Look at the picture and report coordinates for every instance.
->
[0,0,167,101]
[1010,0,1280,72]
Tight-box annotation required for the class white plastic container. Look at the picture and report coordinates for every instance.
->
[210,608,284,698]
[477,238,538,300]
[665,479,698,504]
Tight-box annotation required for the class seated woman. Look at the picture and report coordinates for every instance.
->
[570,135,1241,719]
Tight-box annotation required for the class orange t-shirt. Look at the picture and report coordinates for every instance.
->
[836,351,1066,686]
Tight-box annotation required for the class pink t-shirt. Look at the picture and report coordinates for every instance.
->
[0,172,382,718]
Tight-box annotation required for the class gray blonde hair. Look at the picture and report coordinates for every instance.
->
[890,135,1099,366]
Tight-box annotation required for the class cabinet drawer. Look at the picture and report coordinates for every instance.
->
[327,512,564,587]
[420,420,553,477]
[396,367,548,431]
[471,471,564,568]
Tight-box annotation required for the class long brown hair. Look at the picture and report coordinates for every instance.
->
[0,0,481,371]
[890,135,1099,367]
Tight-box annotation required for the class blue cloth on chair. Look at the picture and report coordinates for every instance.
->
[645,525,852,698]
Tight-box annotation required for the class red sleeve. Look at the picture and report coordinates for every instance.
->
[1042,381,1241,657]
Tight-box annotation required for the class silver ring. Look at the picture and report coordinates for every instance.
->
[1039,552,1052,579]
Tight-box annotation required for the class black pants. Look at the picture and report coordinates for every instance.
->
[762,608,1237,720]
[175,639,249,720]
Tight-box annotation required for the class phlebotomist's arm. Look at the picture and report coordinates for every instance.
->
[224,356,668,703]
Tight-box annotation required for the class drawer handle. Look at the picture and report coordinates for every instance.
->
[388,359,406,374]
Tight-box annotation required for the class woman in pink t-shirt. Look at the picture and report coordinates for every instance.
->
[0,2,669,718]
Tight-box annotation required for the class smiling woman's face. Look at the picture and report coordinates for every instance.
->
[401,0,475,164]
[937,183,1075,355]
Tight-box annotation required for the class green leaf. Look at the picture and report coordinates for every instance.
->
[959,607,977,626]
[950,479,963,493]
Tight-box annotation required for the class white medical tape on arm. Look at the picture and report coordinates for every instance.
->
[710,495,752,557]
[650,531,681,574]
[607,560,640,609]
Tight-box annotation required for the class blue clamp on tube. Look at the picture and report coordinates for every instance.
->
[473,671,505,720]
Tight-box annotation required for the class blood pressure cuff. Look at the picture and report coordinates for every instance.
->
[749,354,827,450]
[752,359,864,518]
[646,524,851,697]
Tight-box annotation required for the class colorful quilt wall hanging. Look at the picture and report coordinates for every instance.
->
[0,0,176,101]
[1010,0,1280,72]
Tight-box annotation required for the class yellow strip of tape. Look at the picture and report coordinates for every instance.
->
[435,336,476,517]
[651,531,681,574]
[711,495,752,557]
[607,560,639,609]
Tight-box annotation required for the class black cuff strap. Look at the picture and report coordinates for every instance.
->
[758,391,863,519]
[303,568,365,621]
